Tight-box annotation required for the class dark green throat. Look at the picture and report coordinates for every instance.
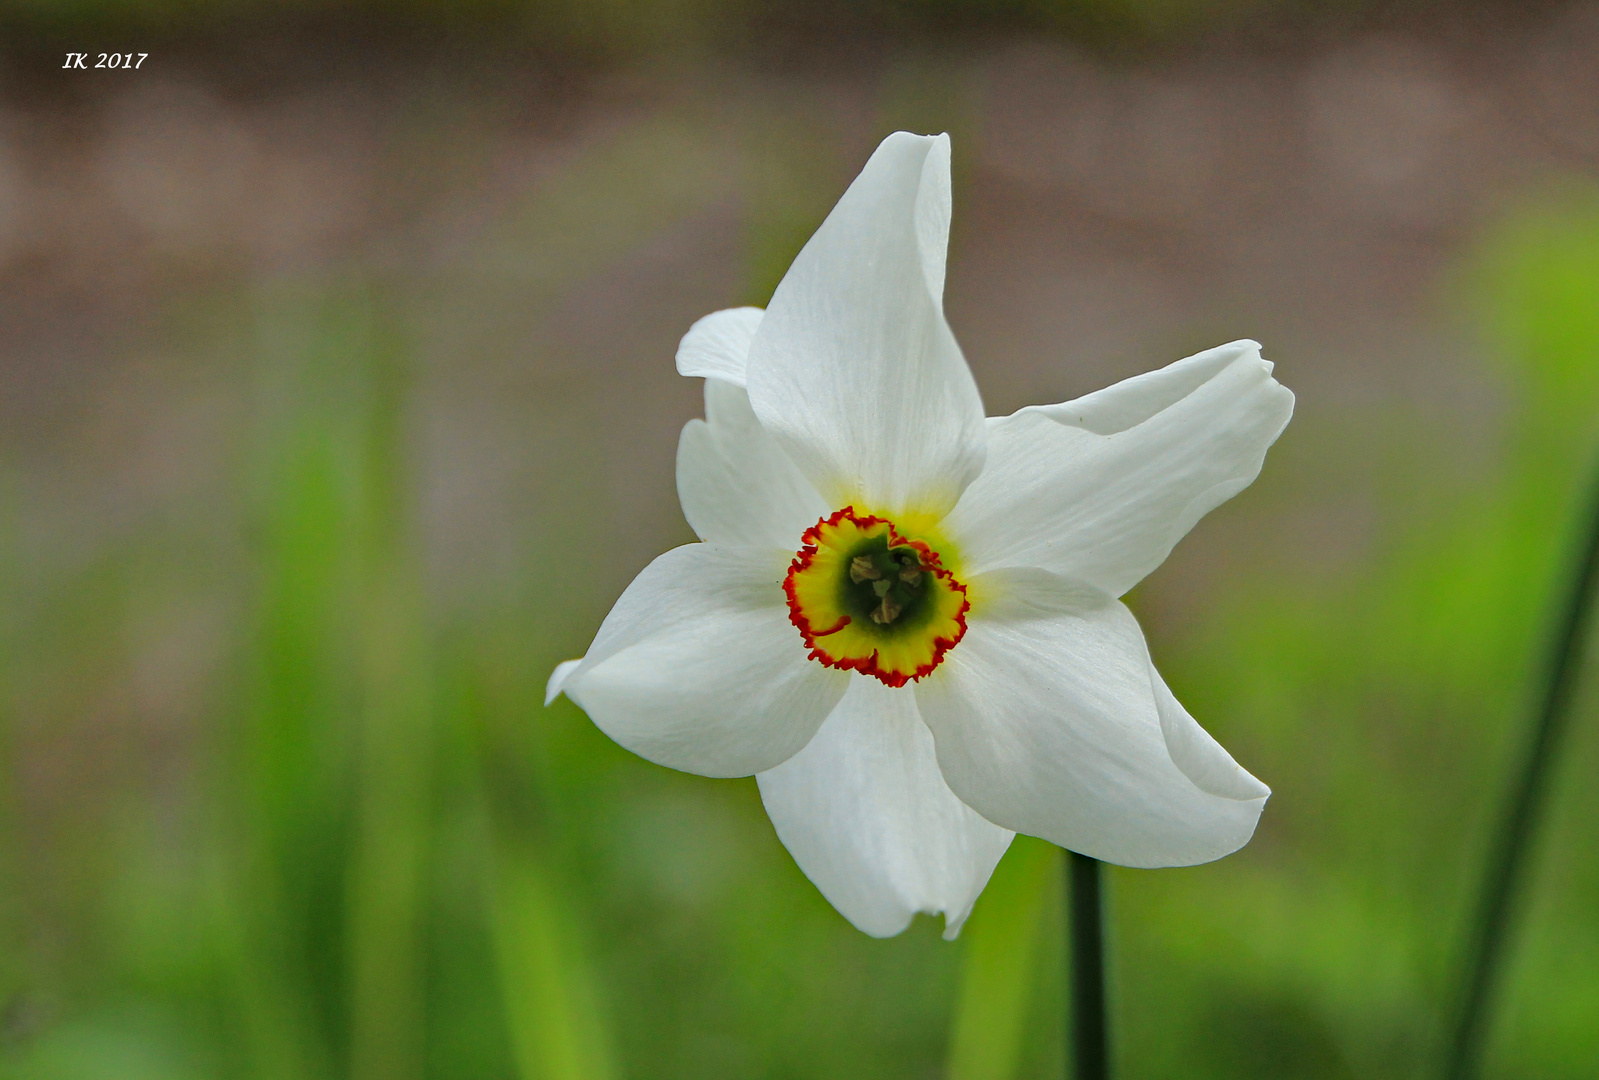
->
[838,535,933,632]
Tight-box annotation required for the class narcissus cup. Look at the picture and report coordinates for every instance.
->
[547,131,1294,939]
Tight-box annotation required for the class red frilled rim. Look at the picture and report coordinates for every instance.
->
[782,506,969,688]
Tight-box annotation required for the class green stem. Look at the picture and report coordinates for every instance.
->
[1069,852,1108,1080]
[1444,456,1599,1080]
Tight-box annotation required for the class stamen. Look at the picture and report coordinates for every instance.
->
[850,556,881,583]
[871,594,902,624]
[899,566,923,586]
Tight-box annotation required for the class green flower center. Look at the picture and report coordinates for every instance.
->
[839,536,932,629]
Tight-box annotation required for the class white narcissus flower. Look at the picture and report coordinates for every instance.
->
[546,131,1293,939]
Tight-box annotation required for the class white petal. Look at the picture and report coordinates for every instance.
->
[676,379,830,549]
[559,544,847,778]
[757,675,1014,940]
[675,306,764,387]
[1039,339,1250,435]
[544,658,581,706]
[1151,662,1270,802]
[915,567,1268,868]
[943,340,1293,595]
[745,132,986,519]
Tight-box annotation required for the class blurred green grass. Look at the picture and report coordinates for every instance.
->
[2,100,1598,1080]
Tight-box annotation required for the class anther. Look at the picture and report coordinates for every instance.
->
[850,556,881,583]
[899,566,923,586]
[871,594,902,624]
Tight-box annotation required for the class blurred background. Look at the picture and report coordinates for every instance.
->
[3,0,1599,1077]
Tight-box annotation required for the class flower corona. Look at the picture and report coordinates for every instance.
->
[784,508,969,687]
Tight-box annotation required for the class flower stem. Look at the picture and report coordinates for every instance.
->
[1068,851,1108,1080]
[1444,457,1599,1080]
